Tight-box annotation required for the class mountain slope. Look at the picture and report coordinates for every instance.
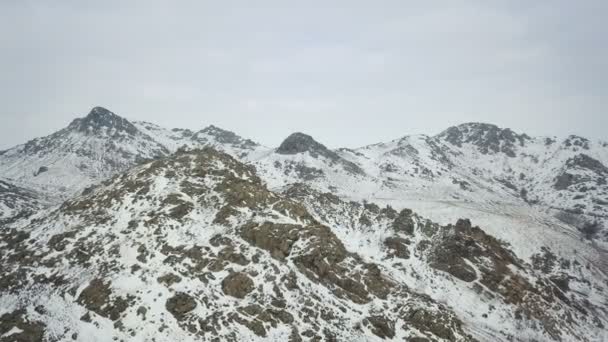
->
[2,148,606,341]
[2,148,482,341]
[134,121,268,159]
[0,107,169,199]
[254,124,608,247]
[1,107,607,341]
[0,178,46,226]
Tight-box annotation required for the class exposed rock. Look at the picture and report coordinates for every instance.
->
[0,309,45,342]
[77,279,130,321]
[438,123,529,157]
[157,273,182,286]
[33,166,49,176]
[277,133,333,156]
[276,133,364,174]
[531,247,557,274]
[404,307,469,341]
[566,154,608,174]
[393,209,415,235]
[384,236,410,259]
[166,293,197,319]
[221,272,255,299]
[429,219,520,283]
[68,106,139,136]
[365,316,395,339]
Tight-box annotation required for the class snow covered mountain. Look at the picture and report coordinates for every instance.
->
[0,107,266,223]
[252,123,608,247]
[1,107,607,341]
[2,148,606,341]
[0,107,169,200]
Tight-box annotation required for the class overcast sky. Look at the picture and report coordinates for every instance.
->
[1,1,606,149]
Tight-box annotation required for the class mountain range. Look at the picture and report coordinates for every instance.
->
[0,107,607,341]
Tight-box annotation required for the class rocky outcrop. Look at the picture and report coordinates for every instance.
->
[0,309,45,342]
[438,123,530,157]
[277,132,332,156]
[221,272,255,298]
[276,132,365,175]
[166,293,197,319]
[68,106,139,136]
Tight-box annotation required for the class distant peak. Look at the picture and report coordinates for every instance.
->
[200,124,232,136]
[445,122,501,134]
[84,106,122,123]
[89,106,113,116]
[68,106,138,135]
[276,132,365,175]
[194,124,258,148]
[277,132,329,155]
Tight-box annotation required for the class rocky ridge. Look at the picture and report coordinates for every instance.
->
[1,107,608,341]
[2,148,484,341]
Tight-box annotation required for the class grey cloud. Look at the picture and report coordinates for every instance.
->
[0,1,606,150]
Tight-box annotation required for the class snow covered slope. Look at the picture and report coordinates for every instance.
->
[0,107,169,199]
[0,107,272,224]
[3,148,605,341]
[0,178,46,226]
[250,123,608,247]
[1,107,607,341]
[134,121,268,159]
[1,149,477,341]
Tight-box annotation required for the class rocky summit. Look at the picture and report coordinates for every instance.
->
[1,107,608,342]
[68,107,140,136]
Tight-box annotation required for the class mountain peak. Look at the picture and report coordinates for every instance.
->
[68,106,138,135]
[276,132,366,175]
[437,122,530,157]
[195,124,258,149]
[276,132,329,156]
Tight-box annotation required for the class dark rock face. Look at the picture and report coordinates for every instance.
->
[0,309,45,342]
[393,209,415,235]
[241,222,302,261]
[365,316,395,339]
[384,236,410,259]
[33,166,49,176]
[566,154,608,174]
[157,273,182,286]
[166,292,197,319]
[241,220,395,304]
[554,154,608,190]
[277,133,331,156]
[76,279,130,321]
[554,172,577,190]
[221,272,255,299]
[429,219,520,283]
[404,308,462,341]
[68,107,139,136]
[438,123,529,157]
[563,135,590,150]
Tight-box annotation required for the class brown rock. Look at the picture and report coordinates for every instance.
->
[166,292,197,320]
[384,236,410,259]
[365,316,395,339]
[393,209,415,235]
[222,272,255,299]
